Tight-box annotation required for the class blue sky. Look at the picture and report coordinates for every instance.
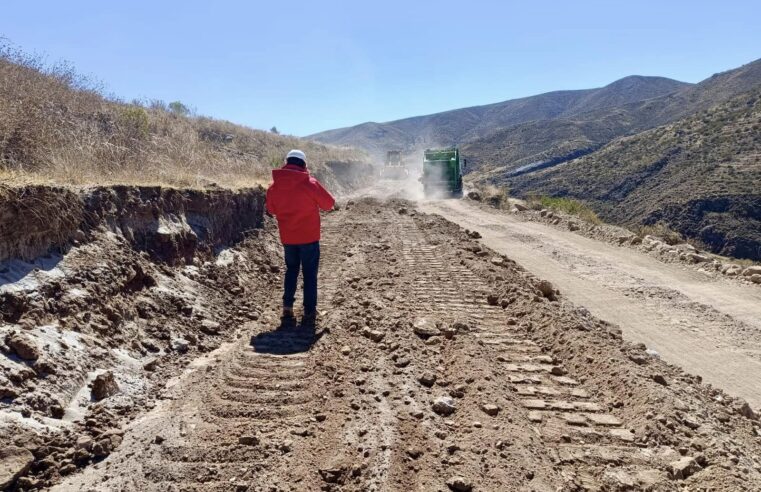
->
[3,1,760,135]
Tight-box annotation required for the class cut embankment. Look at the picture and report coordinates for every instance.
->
[0,184,284,490]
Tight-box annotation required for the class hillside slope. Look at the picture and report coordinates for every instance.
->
[508,87,761,260]
[0,46,367,191]
[308,76,689,156]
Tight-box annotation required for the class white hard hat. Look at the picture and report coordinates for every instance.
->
[286,149,306,161]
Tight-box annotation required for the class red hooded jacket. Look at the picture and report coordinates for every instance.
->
[265,164,335,245]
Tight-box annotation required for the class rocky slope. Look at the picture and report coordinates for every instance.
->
[507,87,761,260]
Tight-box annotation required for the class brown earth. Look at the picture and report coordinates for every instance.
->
[2,197,753,491]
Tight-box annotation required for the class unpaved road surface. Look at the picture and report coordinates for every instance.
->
[421,199,761,408]
[53,199,761,491]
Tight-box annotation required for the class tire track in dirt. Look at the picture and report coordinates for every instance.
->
[397,215,678,490]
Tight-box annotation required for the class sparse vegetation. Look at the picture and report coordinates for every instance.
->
[635,223,683,245]
[529,195,602,224]
[512,86,761,260]
[0,41,361,188]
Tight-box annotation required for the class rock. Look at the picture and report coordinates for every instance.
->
[419,373,437,387]
[467,191,482,201]
[406,447,423,459]
[0,386,19,399]
[686,253,709,263]
[467,230,481,239]
[361,328,385,342]
[513,202,528,212]
[199,319,221,335]
[91,371,119,401]
[723,265,743,276]
[319,467,345,484]
[486,294,499,306]
[446,475,473,491]
[5,333,40,360]
[481,403,500,416]
[735,400,758,420]
[750,274,761,284]
[651,374,669,386]
[398,207,408,215]
[433,396,457,416]
[143,358,159,371]
[536,280,556,299]
[91,437,118,458]
[668,456,701,480]
[741,266,761,277]
[490,256,506,267]
[171,337,190,353]
[629,354,648,365]
[340,345,352,355]
[0,446,34,489]
[49,404,65,419]
[568,222,580,232]
[413,318,441,338]
[153,435,165,445]
[239,435,259,446]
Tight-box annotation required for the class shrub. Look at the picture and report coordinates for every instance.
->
[118,106,149,140]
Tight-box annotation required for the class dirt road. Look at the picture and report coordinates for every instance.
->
[52,199,761,491]
[420,199,761,408]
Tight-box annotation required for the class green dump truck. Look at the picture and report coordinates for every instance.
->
[422,147,465,197]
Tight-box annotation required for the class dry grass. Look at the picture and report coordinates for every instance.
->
[635,223,684,245]
[528,195,602,224]
[0,41,361,189]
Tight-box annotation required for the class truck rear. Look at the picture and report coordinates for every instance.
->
[422,147,465,197]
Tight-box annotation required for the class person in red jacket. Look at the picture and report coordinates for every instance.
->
[266,150,335,326]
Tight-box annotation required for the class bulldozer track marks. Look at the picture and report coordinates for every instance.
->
[398,217,667,489]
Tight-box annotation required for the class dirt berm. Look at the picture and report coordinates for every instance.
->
[2,192,761,491]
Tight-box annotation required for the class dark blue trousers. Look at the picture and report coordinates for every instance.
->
[283,241,320,313]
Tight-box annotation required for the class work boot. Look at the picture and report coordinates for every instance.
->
[281,307,296,327]
[301,310,317,328]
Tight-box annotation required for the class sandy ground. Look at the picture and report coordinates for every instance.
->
[420,199,761,408]
[49,199,761,491]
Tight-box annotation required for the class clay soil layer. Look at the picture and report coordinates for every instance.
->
[43,199,761,492]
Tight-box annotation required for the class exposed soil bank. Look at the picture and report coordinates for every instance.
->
[1,184,281,490]
[0,184,265,265]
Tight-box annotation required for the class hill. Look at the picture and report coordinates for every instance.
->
[507,87,761,260]
[0,44,366,191]
[308,76,690,157]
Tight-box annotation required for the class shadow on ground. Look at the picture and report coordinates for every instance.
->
[250,319,326,355]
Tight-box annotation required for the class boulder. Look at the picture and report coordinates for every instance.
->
[741,266,761,277]
[91,371,120,401]
[749,274,761,284]
[0,446,34,489]
[513,202,529,212]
